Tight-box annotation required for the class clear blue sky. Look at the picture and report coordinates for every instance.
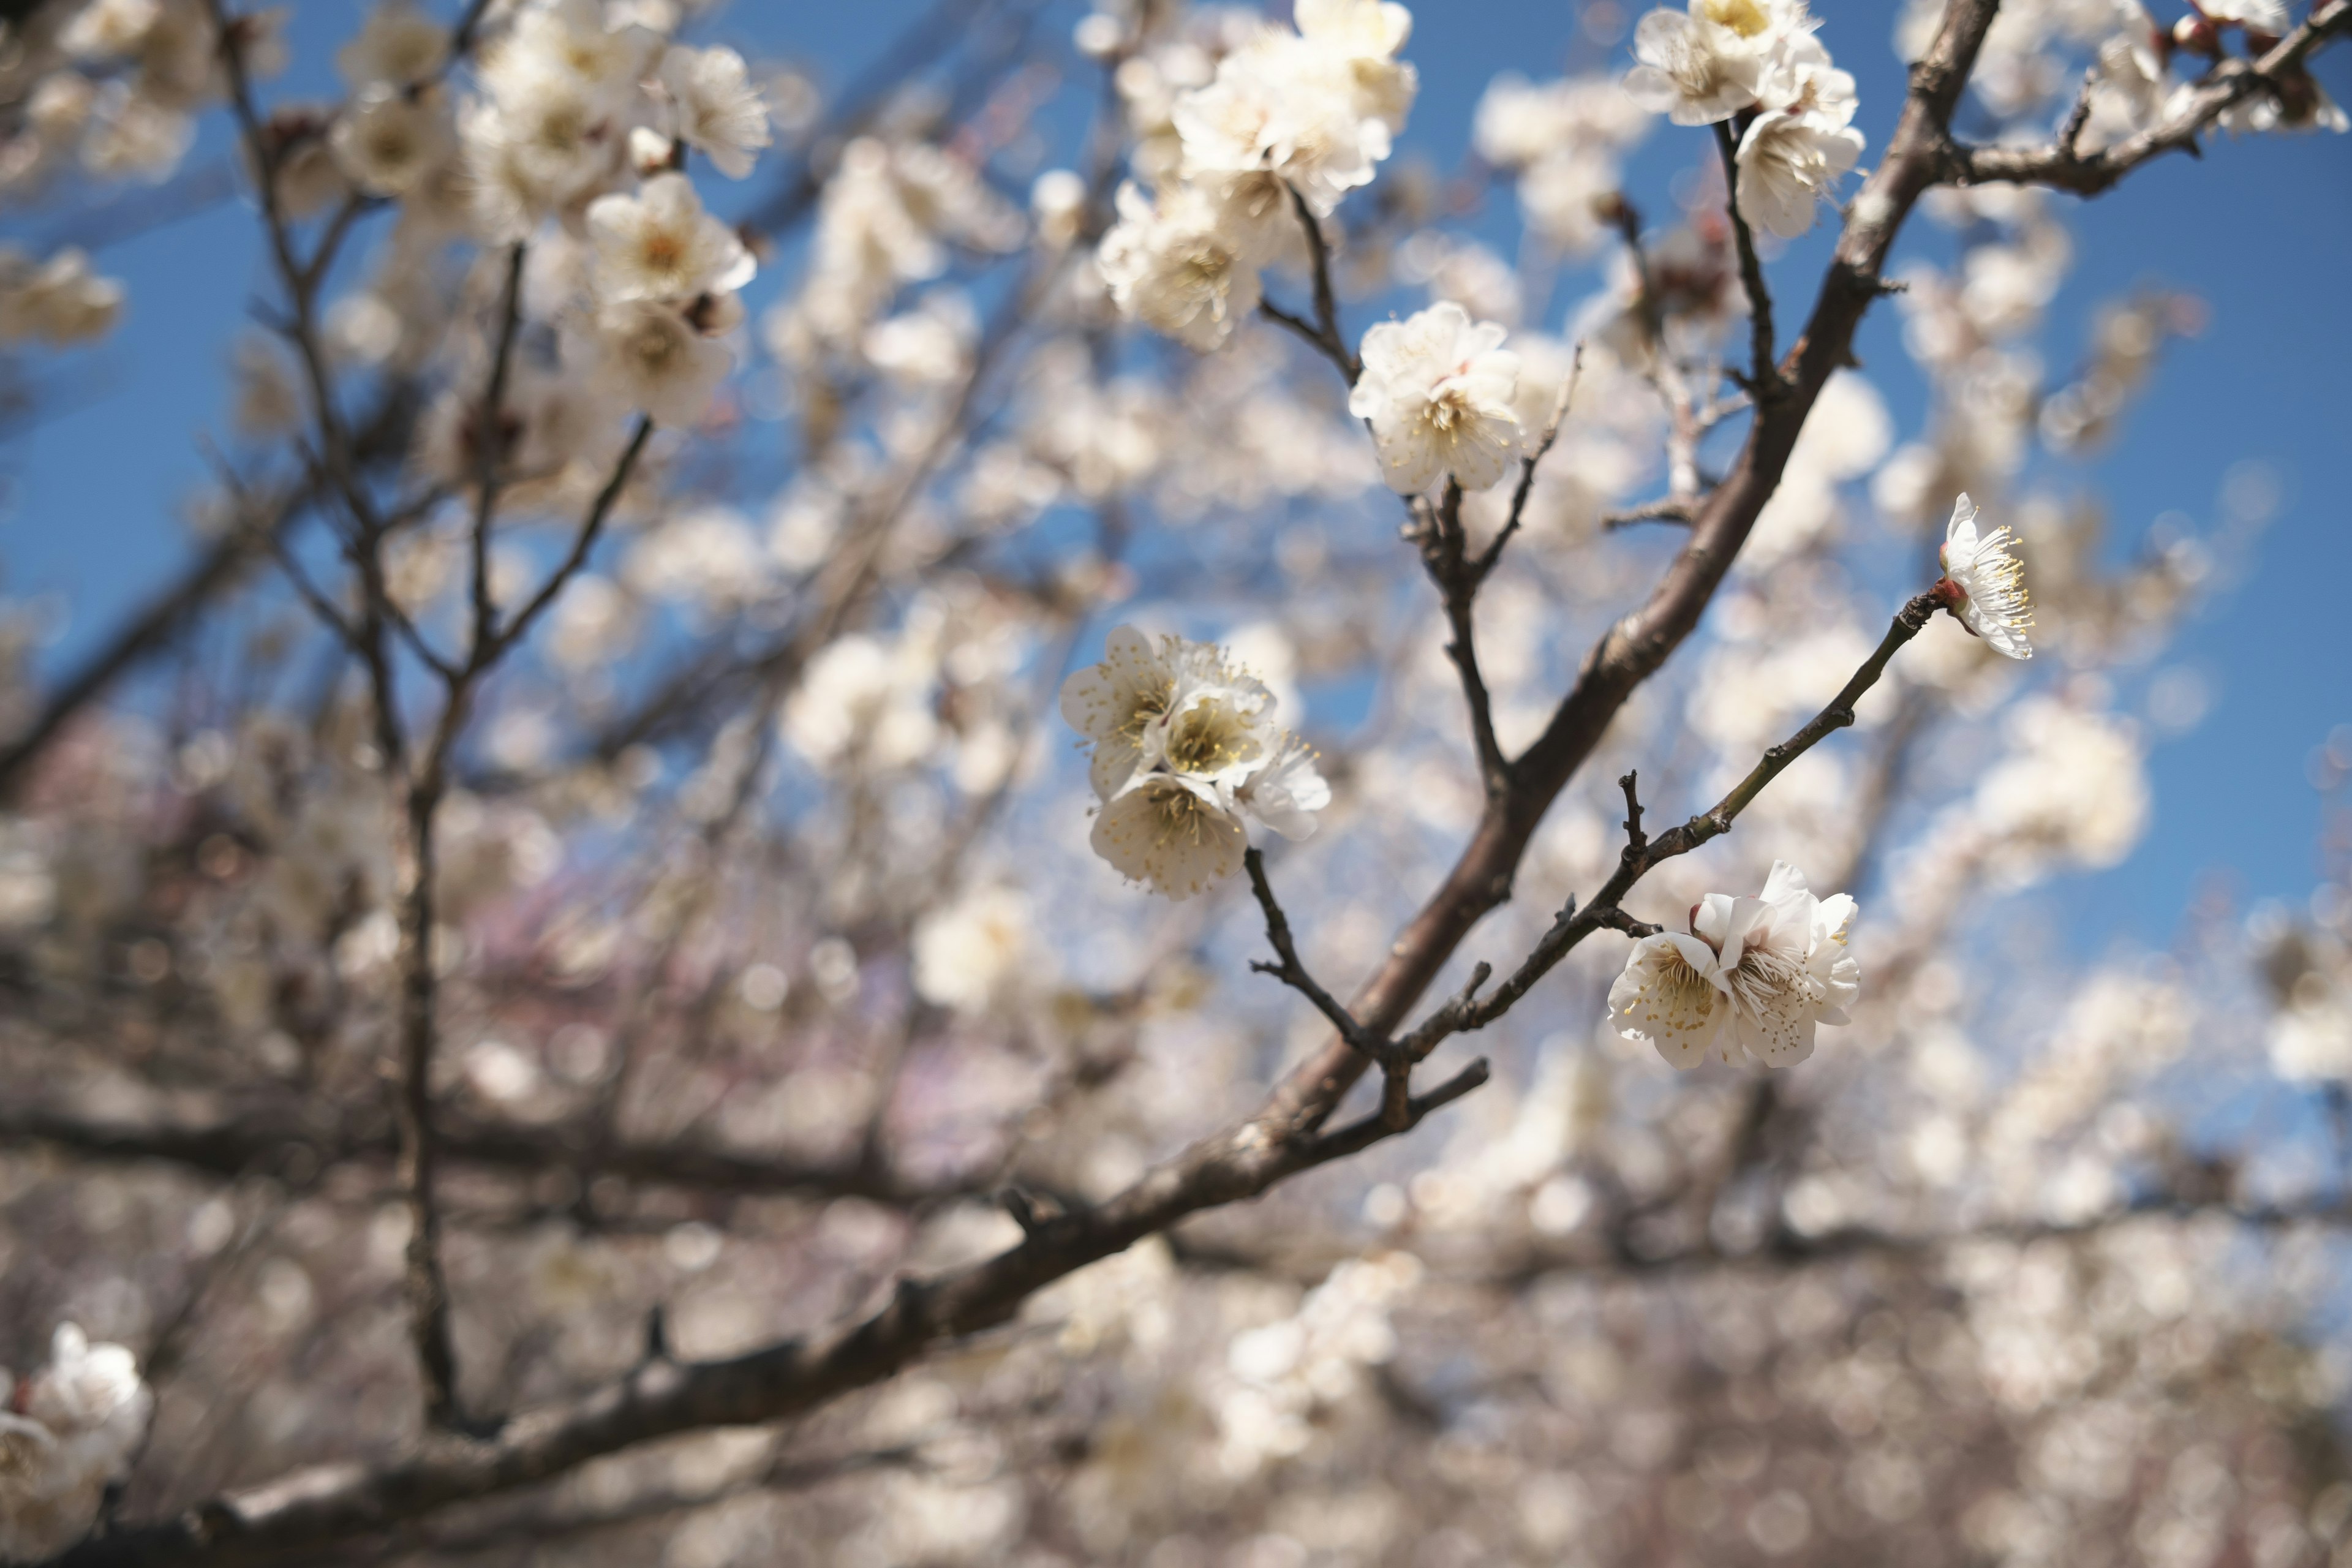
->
[1,0,2345,949]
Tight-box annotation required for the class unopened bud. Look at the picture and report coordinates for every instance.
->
[2170,13,2220,58]
[628,126,677,178]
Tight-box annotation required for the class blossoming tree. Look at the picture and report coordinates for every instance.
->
[1,0,2349,1562]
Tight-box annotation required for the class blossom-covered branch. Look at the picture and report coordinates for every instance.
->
[1948,0,2352,193]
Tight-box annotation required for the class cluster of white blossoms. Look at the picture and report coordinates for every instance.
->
[1608,861,1859,1070]
[1349,301,1527,496]
[0,1325,153,1563]
[1936,492,2034,659]
[1623,0,1864,238]
[451,0,769,428]
[0,246,123,348]
[1061,626,1329,900]
[1098,0,1417,351]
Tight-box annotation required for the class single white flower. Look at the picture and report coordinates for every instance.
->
[461,67,621,240]
[59,0,159,62]
[336,0,449,88]
[2199,0,2290,30]
[0,1324,151,1562]
[480,0,658,110]
[657,45,772,179]
[1348,301,1525,494]
[1090,771,1252,900]
[1621,7,1766,126]
[1937,491,2034,659]
[2078,28,2171,154]
[1609,929,1735,1068]
[330,87,456,197]
[568,298,732,426]
[1096,181,1265,352]
[586,173,755,304]
[911,884,1036,1013]
[1237,733,1332,842]
[1293,0,1419,135]
[1734,35,1864,238]
[24,1325,149,1452]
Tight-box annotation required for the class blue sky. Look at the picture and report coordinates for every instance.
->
[1,0,2345,949]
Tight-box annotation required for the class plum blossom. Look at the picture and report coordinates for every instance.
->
[336,0,448,88]
[1096,180,1265,352]
[1170,2,1415,219]
[656,45,772,179]
[1062,627,1328,899]
[330,88,454,197]
[1621,2,1784,126]
[566,296,733,426]
[1937,492,2034,658]
[585,173,756,303]
[1734,34,1864,237]
[911,884,1038,1014]
[0,1325,152,1562]
[1348,302,1525,494]
[1610,861,1858,1069]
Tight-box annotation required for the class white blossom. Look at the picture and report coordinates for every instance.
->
[1348,302,1524,494]
[1062,627,1326,899]
[1170,2,1415,220]
[1611,861,1858,1069]
[1939,492,2034,659]
[911,884,1037,1013]
[330,88,455,197]
[336,0,449,88]
[585,173,755,304]
[1096,180,1264,352]
[1733,34,1864,238]
[0,247,123,346]
[0,1325,151,1564]
[1089,771,1253,900]
[1621,7,1767,126]
[567,297,732,426]
[657,45,772,179]
[479,0,657,110]
[1235,733,1332,842]
[1608,927,1735,1068]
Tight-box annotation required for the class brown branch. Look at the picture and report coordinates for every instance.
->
[1948,0,2352,192]
[484,417,654,663]
[1258,183,1360,384]
[1713,118,1782,396]
[1389,591,1937,1066]
[466,243,529,656]
[1413,481,1508,794]
[0,1102,978,1206]
[49,1060,1488,1568]
[1600,496,1699,530]
[1472,343,1580,586]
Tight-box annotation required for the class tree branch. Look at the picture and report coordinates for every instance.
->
[48,1059,1488,1567]
[1947,0,2352,192]
[1259,0,2007,1142]
[1714,118,1781,396]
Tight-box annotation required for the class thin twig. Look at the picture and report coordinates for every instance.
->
[1713,118,1781,398]
[1474,342,1581,586]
